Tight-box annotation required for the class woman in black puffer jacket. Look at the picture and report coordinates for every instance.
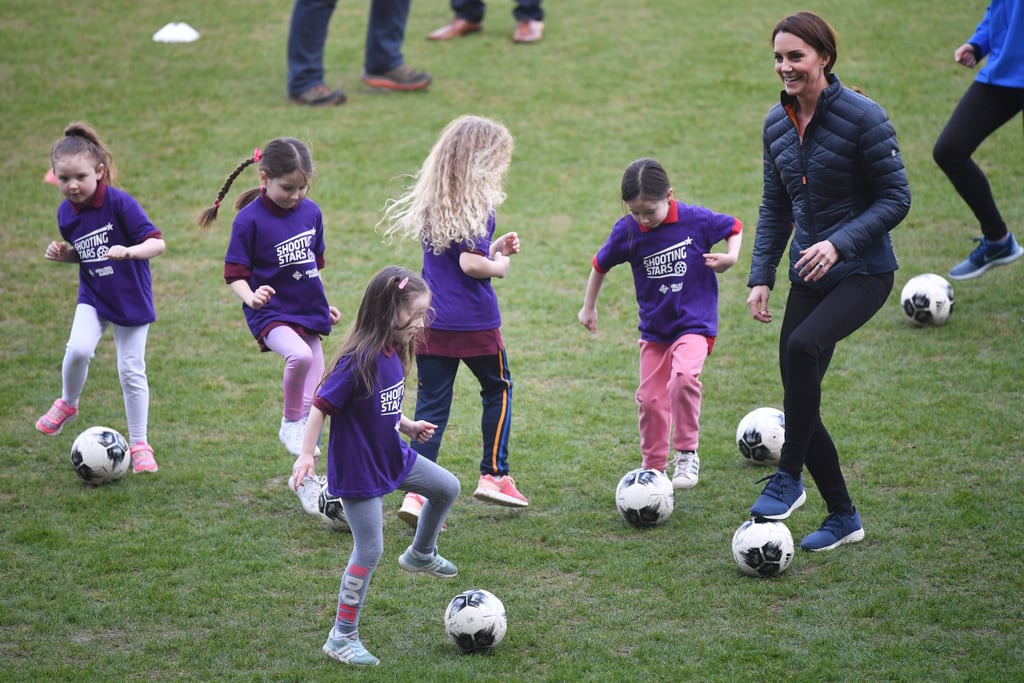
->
[745,11,911,552]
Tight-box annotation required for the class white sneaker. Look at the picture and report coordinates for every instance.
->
[671,450,699,490]
[279,417,320,457]
[289,473,324,517]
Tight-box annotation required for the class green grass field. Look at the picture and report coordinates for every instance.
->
[2,0,1022,680]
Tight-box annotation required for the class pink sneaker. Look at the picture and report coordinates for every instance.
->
[130,442,158,473]
[398,492,447,530]
[398,492,424,528]
[36,398,78,435]
[473,474,529,507]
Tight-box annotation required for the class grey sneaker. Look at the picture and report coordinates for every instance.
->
[360,64,431,91]
[670,450,700,490]
[290,84,347,106]
[322,631,379,666]
[398,546,458,578]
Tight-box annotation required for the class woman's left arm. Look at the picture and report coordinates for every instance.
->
[827,107,911,259]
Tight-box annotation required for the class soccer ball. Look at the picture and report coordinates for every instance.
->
[444,588,507,653]
[900,274,954,326]
[615,468,674,528]
[736,407,785,465]
[70,426,130,484]
[317,485,349,531]
[731,518,794,578]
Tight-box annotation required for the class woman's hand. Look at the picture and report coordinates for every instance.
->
[747,285,773,323]
[796,240,839,282]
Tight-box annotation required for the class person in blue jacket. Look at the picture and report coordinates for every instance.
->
[745,12,911,552]
[934,0,1024,281]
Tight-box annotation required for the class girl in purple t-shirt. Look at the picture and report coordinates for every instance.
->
[380,115,529,525]
[36,122,166,474]
[198,139,340,494]
[291,266,460,666]
[579,158,742,490]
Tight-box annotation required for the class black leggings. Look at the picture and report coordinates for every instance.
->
[777,273,893,514]
[933,81,1024,241]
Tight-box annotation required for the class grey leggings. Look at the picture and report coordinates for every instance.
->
[343,454,460,572]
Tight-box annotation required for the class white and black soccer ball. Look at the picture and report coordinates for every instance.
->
[317,485,349,531]
[900,273,954,327]
[731,519,794,578]
[736,407,786,465]
[70,426,130,484]
[444,588,507,653]
[615,468,674,528]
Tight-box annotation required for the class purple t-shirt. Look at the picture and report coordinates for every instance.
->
[224,193,332,340]
[316,350,417,499]
[594,200,739,344]
[421,213,501,332]
[57,183,161,326]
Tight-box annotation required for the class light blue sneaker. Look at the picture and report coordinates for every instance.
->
[750,469,806,520]
[322,632,380,666]
[398,546,458,578]
[948,233,1023,280]
[800,508,865,552]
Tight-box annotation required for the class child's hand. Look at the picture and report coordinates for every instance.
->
[249,285,276,310]
[703,252,737,273]
[45,241,73,262]
[406,419,437,443]
[493,231,520,257]
[291,454,316,488]
[328,305,341,325]
[578,306,598,334]
[106,245,132,260]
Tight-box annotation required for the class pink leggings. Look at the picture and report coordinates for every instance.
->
[636,334,709,471]
[263,326,324,421]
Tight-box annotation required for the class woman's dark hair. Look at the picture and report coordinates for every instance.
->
[772,11,837,73]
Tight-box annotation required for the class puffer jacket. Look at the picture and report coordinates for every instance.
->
[748,74,911,291]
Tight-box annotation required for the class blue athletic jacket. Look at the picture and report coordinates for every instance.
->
[969,0,1024,89]
[748,75,911,291]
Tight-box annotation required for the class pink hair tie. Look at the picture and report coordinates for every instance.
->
[253,147,261,162]
[398,276,409,290]
[214,198,221,209]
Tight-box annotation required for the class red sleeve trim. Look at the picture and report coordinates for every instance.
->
[730,218,743,236]
[312,395,338,416]
[224,261,251,284]
[591,255,609,274]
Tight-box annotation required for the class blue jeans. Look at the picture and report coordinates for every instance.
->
[287,0,411,96]
[451,0,544,23]
[411,352,513,476]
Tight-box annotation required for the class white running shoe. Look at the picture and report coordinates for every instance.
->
[289,473,323,517]
[279,417,320,457]
[670,450,700,490]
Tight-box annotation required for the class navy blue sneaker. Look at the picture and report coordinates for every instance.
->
[750,470,806,520]
[800,508,865,551]
[948,233,1023,280]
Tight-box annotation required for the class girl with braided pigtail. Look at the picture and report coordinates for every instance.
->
[198,138,341,518]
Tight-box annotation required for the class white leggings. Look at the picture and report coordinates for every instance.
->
[61,304,150,445]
